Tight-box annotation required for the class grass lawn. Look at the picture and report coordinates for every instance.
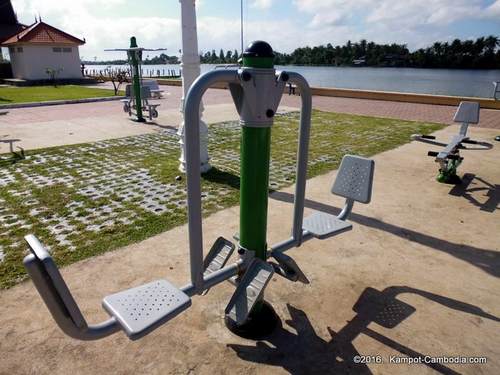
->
[0,85,120,104]
[0,110,443,288]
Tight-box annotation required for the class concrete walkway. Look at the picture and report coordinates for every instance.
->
[0,125,498,374]
[0,102,297,153]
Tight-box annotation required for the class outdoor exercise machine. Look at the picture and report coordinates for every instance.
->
[23,41,375,341]
[411,101,491,184]
[105,37,165,122]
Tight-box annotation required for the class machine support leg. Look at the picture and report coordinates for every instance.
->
[129,37,145,123]
[224,41,282,338]
[239,127,271,261]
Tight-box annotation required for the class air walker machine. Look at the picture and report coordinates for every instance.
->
[23,41,375,340]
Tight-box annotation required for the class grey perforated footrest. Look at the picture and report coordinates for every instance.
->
[203,237,235,277]
[202,237,236,295]
[102,280,191,340]
[303,211,352,239]
[225,259,274,325]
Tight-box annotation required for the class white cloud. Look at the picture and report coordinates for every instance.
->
[292,0,499,48]
[251,0,273,9]
[486,0,500,16]
[6,0,499,60]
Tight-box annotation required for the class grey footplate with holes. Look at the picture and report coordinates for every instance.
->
[225,259,274,325]
[303,211,352,239]
[102,280,191,340]
[203,237,235,276]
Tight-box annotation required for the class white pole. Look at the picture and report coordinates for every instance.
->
[240,0,244,53]
[178,0,211,173]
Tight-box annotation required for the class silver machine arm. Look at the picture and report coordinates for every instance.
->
[183,69,240,293]
[23,235,120,340]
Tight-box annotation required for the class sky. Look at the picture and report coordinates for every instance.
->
[6,0,500,60]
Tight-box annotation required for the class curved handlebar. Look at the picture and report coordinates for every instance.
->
[287,72,313,246]
[183,70,239,293]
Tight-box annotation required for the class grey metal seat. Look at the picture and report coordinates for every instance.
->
[331,154,375,204]
[453,101,480,125]
[102,280,191,341]
[303,155,374,239]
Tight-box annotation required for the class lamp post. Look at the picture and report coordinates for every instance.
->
[178,0,211,173]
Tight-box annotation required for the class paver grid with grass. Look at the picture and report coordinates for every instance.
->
[0,110,443,288]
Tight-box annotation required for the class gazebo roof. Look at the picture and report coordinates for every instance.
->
[1,21,85,46]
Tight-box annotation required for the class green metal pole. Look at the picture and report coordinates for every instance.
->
[239,44,275,261]
[129,36,145,122]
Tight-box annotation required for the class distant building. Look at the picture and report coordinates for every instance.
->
[0,0,85,81]
[1,21,85,81]
[353,56,367,66]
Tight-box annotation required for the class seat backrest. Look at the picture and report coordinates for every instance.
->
[143,80,159,90]
[125,84,132,98]
[331,155,375,204]
[453,101,480,124]
[140,86,152,99]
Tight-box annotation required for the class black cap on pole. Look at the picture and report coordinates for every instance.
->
[242,40,274,58]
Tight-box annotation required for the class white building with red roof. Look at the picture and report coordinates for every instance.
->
[1,20,85,81]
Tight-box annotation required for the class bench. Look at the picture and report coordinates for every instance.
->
[122,84,161,121]
[142,80,164,99]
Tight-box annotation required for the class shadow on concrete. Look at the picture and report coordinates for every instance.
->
[229,286,499,375]
[202,167,240,190]
[152,123,179,132]
[269,191,500,278]
[449,173,499,213]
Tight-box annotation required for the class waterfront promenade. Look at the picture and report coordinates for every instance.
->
[1,84,499,154]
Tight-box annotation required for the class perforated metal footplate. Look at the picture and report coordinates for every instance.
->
[303,211,352,239]
[204,237,235,276]
[102,280,191,340]
[202,237,236,295]
[225,259,274,325]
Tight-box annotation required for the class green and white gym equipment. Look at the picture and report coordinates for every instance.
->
[105,37,165,122]
[412,101,492,184]
[23,41,375,341]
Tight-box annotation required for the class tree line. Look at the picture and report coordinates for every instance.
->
[200,36,499,69]
[85,36,499,69]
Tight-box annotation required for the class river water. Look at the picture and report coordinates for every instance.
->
[86,64,500,98]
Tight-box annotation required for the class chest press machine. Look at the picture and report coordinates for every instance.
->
[23,41,375,341]
[411,101,491,184]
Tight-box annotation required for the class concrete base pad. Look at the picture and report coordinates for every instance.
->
[0,125,498,374]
